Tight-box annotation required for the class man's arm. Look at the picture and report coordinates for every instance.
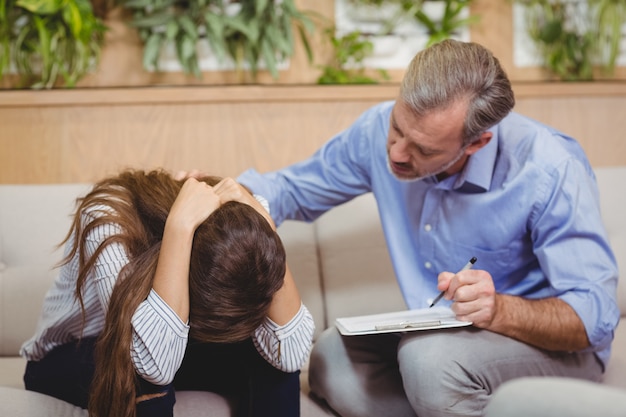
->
[439,269,590,352]
[488,294,589,351]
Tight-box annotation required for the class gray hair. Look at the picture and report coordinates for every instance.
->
[400,39,515,144]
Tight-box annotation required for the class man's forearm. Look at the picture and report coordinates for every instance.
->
[487,294,590,352]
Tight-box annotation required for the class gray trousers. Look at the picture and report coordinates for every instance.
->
[308,327,603,417]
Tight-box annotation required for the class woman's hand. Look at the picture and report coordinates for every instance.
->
[168,177,221,233]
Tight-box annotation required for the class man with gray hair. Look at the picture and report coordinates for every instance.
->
[236,40,619,416]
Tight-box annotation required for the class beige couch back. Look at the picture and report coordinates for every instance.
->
[0,166,624,357]
[0,184,91,355]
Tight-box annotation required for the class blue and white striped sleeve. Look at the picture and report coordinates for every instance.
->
[130,290,190,385]
[253,303,315,373]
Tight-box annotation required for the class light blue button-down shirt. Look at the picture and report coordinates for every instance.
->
[238,100,619,368]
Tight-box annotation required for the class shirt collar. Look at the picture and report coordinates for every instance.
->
[456,126,499,192]
[432,126,498,193]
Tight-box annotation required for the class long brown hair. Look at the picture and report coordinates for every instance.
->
[60,169,286,417]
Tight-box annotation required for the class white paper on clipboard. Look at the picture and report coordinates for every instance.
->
[335,306,472,336]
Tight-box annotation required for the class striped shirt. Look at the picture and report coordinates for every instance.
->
[20,208,315,385]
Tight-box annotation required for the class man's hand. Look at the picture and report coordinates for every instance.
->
[437,269,590,351]
[174,169,208,181]
[437,269,496,328]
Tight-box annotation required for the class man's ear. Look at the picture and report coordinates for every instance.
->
[465,131,492,155]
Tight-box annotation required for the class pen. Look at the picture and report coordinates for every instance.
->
[429,256,477,308]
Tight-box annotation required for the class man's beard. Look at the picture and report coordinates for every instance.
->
[387,146,468,183]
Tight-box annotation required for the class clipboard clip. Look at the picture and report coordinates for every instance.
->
[374,320,442,331]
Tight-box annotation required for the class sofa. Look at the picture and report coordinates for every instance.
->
[1,166,624,416]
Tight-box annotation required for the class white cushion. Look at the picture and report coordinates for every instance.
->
[315,193,406,325]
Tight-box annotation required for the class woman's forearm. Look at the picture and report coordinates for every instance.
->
[267,265,302,326]
[152,219,195,322]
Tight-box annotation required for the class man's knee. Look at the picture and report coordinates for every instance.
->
[397,331,489,415]
[309,327,372,407]
[308,327,341,394]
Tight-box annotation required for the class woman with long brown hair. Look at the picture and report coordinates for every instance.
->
[20,169,315,417]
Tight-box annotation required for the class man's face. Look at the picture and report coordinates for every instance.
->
[386,99,469,182]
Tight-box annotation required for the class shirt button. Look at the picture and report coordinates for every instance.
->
[425,261,432,269]
[424,224,432,232]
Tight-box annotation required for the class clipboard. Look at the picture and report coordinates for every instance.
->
[335,306,472,336]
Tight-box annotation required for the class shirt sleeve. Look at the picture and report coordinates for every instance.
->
[85,217,190,386]
[237,103,391,225]
[530,159,620,354]
[252,303,315,373]
[130,290,190,385]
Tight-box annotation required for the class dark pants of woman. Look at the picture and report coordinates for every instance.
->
[23,337,300,417]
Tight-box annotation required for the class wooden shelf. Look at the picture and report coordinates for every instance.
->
[1,82,626,108]
[2,81,625,184]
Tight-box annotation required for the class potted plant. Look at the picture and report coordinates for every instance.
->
[317,27,390,84]
[413,0,478,47]
[0,0,106,89]
[514,0,626,80]
[337,0,477,66]
[593,0,626,74]
[122,0,316,82]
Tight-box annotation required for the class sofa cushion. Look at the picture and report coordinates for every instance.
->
[0,266,58,356]
[0,184,90,268]
[0,357,26,389]
[0,184,90,356]
[277,220,325,340]
[172,391,233,416]
[0,386,87,417]
[314,193,406,325]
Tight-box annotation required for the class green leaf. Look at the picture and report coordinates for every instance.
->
[255,0,269,16]
[204,13,227,60]
[62,2,83,39]
[130,11,173,29]
[122,0,154,8]
[415,10,437,32]
[0,0,7,21]
[33,15,54,85]
[179,34,195,61]
[178,14,198,40]
[260,37,278,78]
[297,25,313,63]
[143,32,163,70]
[16,0,64,14]
[165,19,178,41]
[538,19,562,44]
[175,34,199,75]
[265,25,291,57]
[204,12,224,39]
[223,15,258,42]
